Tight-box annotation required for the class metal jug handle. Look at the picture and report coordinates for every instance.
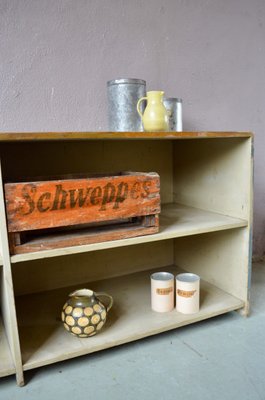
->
[137,97,147,119]
[95,292,114,312]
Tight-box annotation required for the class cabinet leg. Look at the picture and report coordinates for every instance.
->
[16,370,25,387]
[237,301,250,317]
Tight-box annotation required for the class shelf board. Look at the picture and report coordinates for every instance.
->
[0,131,252,142]
[10,203,248,263]
[0,315,16,377]
[16,266,245,371]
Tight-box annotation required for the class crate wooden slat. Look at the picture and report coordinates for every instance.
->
[5,172,160,232]
[8,214,159,255]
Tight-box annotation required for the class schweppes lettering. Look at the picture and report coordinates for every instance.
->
[18,180,152,216]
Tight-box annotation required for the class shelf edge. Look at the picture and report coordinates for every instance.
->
[10,219,247,264]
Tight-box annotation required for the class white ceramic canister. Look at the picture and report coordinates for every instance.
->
[151,272,174,312]
[176,273,200,314]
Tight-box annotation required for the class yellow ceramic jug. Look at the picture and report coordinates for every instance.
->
[137,91,169,132]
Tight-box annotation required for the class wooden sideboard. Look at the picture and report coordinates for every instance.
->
[0,131,253,386]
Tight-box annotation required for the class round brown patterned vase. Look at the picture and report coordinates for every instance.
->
[61,289,113,338]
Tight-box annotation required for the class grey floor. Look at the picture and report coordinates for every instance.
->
[1,261,265,400]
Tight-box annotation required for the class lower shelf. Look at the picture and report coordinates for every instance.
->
[16,267,244,371]
[0,316,16,377]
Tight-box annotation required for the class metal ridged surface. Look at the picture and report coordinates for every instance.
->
[107,79,146,131]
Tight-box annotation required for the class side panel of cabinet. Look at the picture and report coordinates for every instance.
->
[0,160,24,385]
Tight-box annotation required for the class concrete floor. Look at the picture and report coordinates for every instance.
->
[1,261,265,400]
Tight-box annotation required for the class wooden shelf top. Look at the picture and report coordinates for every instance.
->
[0,131,253,142]
[7,203,247,264]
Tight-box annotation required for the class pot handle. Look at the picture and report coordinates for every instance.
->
[137,97,147,119]
[95,292,114,312]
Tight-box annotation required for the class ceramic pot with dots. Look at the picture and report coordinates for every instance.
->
[61,289,113,338]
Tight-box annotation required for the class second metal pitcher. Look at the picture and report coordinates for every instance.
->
[163,97,183,131]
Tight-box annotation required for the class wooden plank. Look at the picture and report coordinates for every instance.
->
[10,218,159,254]
[0,314,16,377]
[0,160,24,385]
[10,203,248,264]
[15,267,245,371]
[5,172,160,232]
[0,131,253,142]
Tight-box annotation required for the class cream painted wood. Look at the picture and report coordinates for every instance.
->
[173,138,252,220]
[10,203,247,265]
[174,229,250,308]
[15,267,244,371]
[0,161,24,385]
[0,268,16,377]
[0,314,16,377]
[13,241,173,296]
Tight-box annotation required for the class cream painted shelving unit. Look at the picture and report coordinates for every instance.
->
[0,132,253,386]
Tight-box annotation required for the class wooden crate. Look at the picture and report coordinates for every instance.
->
[4,172,160,254]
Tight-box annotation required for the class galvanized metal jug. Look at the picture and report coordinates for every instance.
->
[107,78,146,131]
[163,98,183,131]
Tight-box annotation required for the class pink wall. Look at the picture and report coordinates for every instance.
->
[1,0,264,258]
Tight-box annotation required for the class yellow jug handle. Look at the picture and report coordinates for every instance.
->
[137,97,147,119]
